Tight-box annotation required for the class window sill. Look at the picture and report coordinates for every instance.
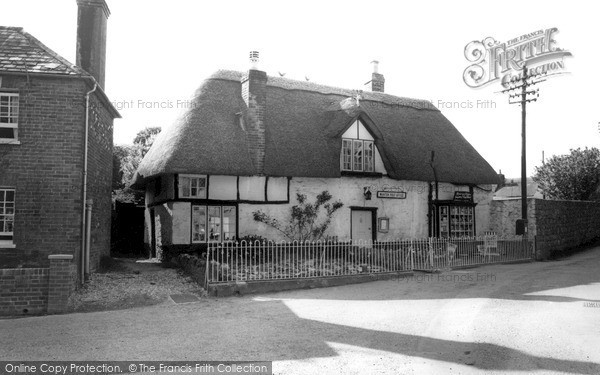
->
[0,140,20,145]
[341,171,383,178]
[0,242,16,249]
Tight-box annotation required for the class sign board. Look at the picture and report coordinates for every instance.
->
[377,191,406,199]
[453,191,473,202]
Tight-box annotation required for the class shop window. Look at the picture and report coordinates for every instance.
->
[438,205,474,238]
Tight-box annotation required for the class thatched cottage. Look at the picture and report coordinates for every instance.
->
[132,54,498,255]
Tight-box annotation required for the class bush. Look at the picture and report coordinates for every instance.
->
[159,244,208,263]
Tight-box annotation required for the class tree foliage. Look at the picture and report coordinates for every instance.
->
[252,191,343,242]
[112,127,161,203]
[533,147,600,201]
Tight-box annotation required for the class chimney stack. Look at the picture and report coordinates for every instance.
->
[366,60,385,93]
[241,51,267,175]
[76,0,111,89]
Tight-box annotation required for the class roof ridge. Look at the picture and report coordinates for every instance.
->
[207,69,439,111]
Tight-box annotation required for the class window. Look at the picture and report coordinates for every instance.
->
[192,206,206,242]
[0,93,19,142]
[0,189,15,243]
[342,139,374,172]
[192,205,236,243]
[341,120,375,172]
[179,175,206,198]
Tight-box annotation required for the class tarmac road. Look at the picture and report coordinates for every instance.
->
[2,247,600,374]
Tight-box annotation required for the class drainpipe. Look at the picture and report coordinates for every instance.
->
[85,199,93,281]
[429,151,439,237]
[81,83,97,285]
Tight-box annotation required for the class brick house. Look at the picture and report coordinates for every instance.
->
[0,0,119,285]
[132,53,499,255]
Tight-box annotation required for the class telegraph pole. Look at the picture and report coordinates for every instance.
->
[520,65,528,224]
[502,64,542,235]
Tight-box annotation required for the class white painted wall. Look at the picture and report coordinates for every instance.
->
[267,177,288,201]
[143,174,496,246]
[239,177,431,241]
[172,202,191,244]
[209,176,237,200]
[239,176,266,201]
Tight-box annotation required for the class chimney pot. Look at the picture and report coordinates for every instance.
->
[371,60,379,74]
[249,50,260,70]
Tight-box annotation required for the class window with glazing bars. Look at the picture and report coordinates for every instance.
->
[342,139,374,172]
[0,189,15,242]
[0,93,19,141]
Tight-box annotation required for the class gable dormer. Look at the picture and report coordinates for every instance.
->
[340,119,387,175]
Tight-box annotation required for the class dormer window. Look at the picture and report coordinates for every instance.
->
[0,92,19,143]
[341,120,375,172]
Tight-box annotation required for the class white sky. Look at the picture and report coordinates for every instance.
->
[1,0,598,177]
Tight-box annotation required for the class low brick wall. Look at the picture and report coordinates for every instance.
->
[0,267,49,315]
[490,198,600,259]
[0,254,76,316]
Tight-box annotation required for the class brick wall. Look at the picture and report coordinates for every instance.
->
[86,91,114,271]
[490,198,600,259]
[241,69,267,175]
[0,267,48,315]
[0,74,114,273]
[0,254,75,316]
[0,75,85,267]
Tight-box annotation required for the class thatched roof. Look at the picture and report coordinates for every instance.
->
[132,70,498,187]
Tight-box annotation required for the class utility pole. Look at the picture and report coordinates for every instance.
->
[502,65,542,235]
[520,65,528,225]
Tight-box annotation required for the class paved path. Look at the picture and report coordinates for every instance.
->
[2,248,600,374]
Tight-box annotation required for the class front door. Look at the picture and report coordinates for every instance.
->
[351,209,374,243]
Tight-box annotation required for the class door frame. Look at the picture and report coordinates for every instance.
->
[349,206,377,241]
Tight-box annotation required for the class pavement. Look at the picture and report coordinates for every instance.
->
[1,247,600,374]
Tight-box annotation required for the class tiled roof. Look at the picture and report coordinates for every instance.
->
[0,26,87,76]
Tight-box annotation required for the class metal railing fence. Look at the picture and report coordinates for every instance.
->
[206,236,534,284]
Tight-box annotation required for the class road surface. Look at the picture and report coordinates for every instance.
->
[2,247,600,374]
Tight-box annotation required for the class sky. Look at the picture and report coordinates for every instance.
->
[1,0,598,177]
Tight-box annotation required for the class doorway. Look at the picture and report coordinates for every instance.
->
[351,208,376,242]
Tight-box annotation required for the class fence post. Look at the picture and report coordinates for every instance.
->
[205,245,211,286]
[410,239,414,271]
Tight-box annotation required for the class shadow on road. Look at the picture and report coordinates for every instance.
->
[259,246,600,304]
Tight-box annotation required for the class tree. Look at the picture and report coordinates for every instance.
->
[112,127,161,203]
[533,147,600,201]
[133,126,161,157]
[252,191,343,242]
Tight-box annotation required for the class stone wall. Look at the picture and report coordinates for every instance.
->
[533,199,600,259]
[490,198,600,259]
